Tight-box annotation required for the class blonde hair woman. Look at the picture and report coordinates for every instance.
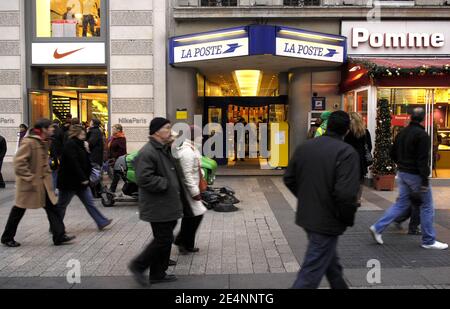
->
[344,112,372,206]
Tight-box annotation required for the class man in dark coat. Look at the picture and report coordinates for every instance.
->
[284,111,360,289]
[128,117,185,286]
[86,118,104,197]
[86,118,104,166]
[0,134,6,188]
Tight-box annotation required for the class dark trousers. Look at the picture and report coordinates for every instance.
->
[82,14,95,37]
[292,231,348,289]
[394,203,421,231]
[1,195,65,245]
[0,157,4,186]
[109,170,121,193]
[131,220,177,279]
[175,215,203,249]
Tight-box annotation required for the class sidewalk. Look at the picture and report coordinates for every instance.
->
[0,177,449,289]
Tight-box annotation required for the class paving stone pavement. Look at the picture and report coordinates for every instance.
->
[0,176,449,289]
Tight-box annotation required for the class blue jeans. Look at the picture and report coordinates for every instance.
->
[373,172,436,246]
[57,187,109,229]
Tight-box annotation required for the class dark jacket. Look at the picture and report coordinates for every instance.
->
[284,132,360,236]
[50,125,64,160]
[344,129,372,180]
[0,135,6,159]
[135,138,185,223]
[57,138,91,191]
[109,136,127,161]
[391,121,430,186]
[87,126,104,166]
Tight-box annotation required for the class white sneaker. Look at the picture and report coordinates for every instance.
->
[421,241,448,250]
[369,225,384,245]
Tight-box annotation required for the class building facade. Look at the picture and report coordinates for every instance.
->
[1,0,450,180]
[0,0,166,181]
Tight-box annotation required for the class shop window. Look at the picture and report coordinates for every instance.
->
[343,91,355,113]
[356,90,368,125]
[44,69,107,89]
[36,0,102,38]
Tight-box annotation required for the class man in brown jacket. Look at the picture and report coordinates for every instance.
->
[1,119,75,247]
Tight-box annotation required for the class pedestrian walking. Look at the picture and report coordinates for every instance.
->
[173,125,207,254]
[284,111,360,289]
[0,134,6,188]
[370,108,448,250]
[1,119,75,247]
[128,117,184,286]
[344,112,373,206]
[314,111,331,138]
[86,118,104,198]
[49,119,64,192]
[16,123,28,152]
[108,124,127,193]
[56,124,112,231]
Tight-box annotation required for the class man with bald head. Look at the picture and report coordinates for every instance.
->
[370,107,448,250]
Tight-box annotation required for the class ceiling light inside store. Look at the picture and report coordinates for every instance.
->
[174,30,246,43]
[233,70,262,97]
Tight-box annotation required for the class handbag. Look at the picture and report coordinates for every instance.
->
[364,142,374,166]
[89,163,102,185]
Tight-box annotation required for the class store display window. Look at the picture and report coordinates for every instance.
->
[35,0,102,38]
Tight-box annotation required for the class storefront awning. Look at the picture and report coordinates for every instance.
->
[169,25,347,66]
[340,58,450,93]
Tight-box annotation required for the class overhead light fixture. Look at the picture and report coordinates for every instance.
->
[349,65,361,72]
[233,70,262,97]
[279,30,345,42]
[174,29,246,43]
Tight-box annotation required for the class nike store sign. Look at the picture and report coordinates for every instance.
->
[32,43,106,65]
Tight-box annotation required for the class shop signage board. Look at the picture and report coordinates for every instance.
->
[0,114,21,127]
[276,38,344,63]
[110,114,152,128]
[391,114,410,127]
[311,97,327,111]
[32,43,106,65]
[173,37,249,63]
[341,21,450,55]
[170,25,347,65]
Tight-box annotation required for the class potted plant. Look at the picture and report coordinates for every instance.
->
[371,98,397,191]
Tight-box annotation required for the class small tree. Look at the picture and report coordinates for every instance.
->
[371,98,397,176]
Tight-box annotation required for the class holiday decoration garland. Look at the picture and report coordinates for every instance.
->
[352,60,450,79]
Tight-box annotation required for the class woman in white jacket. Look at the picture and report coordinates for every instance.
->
[173,126,207,254]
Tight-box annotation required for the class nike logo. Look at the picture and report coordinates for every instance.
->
[53,48,84,59]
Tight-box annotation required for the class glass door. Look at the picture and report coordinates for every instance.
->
[78,91,108,133]
[29,90,50,125]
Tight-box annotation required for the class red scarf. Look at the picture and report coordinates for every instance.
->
[30,128,46,141]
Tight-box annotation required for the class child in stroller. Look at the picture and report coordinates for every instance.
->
[101,150,139,207]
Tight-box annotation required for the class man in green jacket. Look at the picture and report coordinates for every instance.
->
[314,111,332,138]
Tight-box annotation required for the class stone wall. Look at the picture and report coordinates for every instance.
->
[0,0,24,181]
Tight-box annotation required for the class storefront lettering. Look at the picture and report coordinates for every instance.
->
[118,118,147,125]
[352,28,445,49]
[0,117,16,125]
[283,42,324,57]
[181,45,225,60]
